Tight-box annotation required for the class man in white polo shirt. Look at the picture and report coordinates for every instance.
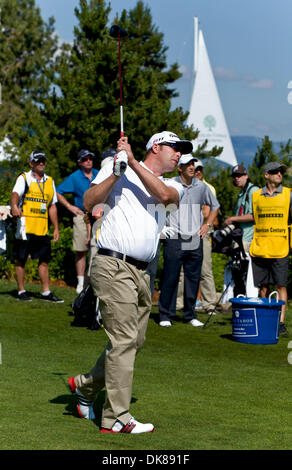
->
[159,154,220,327]
[68,131,192,434]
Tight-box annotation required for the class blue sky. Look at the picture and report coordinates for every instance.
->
[36,0,292,143]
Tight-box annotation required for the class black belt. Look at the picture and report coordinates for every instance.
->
[98,248,148,271]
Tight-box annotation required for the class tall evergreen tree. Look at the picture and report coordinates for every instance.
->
[248,136,292,188]
[42,0,198,179]
[0,0,57,147]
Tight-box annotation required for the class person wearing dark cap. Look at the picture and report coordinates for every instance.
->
[248,161,291,335]
[225,164,259,252]
[56,149,98,293]
[100,148,116,169]
[10,151,63,302]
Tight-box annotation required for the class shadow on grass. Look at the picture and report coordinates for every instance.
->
[50,372,137,429]
[220,333,234,341]
[0,287,46,300]
[49,390,106,428]
[150,312,203,325]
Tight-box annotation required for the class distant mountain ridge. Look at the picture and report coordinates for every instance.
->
[231,136,282,168]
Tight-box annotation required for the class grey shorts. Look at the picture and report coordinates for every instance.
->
[251,256,289,287]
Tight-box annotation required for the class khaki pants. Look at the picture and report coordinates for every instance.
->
[74,254,151,429]
[200,233,217,310]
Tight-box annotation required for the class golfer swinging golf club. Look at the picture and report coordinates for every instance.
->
[68,131,193,433]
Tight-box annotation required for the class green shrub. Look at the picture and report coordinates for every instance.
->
[212,252,227,292]
[0,224,76,285]
[49,225,76,285]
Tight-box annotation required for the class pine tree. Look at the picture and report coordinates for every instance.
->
[0,0,57,145]
[42,0,198,179]
[248,136,292,188]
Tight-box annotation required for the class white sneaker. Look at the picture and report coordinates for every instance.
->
[195,300,203,311]
[208,310,217,316]
[76,389,95,420]
[159,320,172,327]
[189,318,204,327]
[101,416,154,434]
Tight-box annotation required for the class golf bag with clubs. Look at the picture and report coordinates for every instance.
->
[71,284,103,330]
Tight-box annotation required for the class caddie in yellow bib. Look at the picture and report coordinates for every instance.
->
[10,150,63,304]
[22,174,55,236]
[249,161,291,335]
[250,186,290,258]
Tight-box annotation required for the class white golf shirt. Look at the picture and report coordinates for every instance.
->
[12,171,58,204]
[91,161,183,262]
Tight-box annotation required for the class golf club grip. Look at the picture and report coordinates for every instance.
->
[119,162,127,171]
[120,105,124,136]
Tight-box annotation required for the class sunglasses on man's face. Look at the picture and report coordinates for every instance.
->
[34,158,46,164]
[268,169,284,175]
[159,142,180,152]
[232,173,244,178]
[81,156,93,162]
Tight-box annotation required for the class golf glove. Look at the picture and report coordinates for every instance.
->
[113,150,128,177]
[0,205,12,221]
[160,226,176,239]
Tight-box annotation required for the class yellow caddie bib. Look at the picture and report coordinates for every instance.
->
[249,186,291,258]
[22,174,55,236]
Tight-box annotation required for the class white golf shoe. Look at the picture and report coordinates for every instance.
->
[101,416,154,434]
[76,388,96,420]
[189,318,204,327]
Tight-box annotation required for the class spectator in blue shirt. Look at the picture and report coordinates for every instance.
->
[57,149,99,293]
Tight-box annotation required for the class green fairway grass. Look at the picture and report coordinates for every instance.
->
[0,280,292,450]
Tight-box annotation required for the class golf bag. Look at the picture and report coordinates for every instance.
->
[71,284,103,330]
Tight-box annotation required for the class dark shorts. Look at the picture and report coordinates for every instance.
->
[251,256,289,287]
[14,234,51,263]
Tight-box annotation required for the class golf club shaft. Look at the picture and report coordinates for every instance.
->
[118,35,124,136]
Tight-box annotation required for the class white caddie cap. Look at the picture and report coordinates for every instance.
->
[146,131,193,155]
[178,154,196,166]
[194,159,204,169]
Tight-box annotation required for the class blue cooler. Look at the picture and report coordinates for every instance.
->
[230,292,283,345]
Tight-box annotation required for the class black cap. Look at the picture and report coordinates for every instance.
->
[264,161,287,173]
[101,149,116,160]
[230,164,247,176]
[77,149,95,161]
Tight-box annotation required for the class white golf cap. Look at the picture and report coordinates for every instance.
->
[146,131,193,155]
[178,154,196,166]
[194,159,204,169]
